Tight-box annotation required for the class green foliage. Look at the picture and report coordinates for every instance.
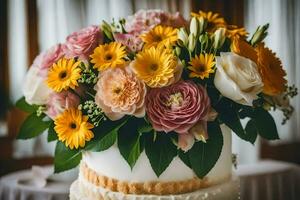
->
[252,108,279,140]
[145,132,178,177]
[85,119,127,152]
[17,113,50,139]
[178,150,191,168]
[215,98,247,140]
[187,122,223,178]
[118,118,144,169]
[16,97,38,113]
[54,141,82,173]
[47,121,58,142]
[244,119,258,144]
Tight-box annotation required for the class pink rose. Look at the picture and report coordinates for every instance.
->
[125,10,187,34]
[146,81,210,134]
[64,25,103,60]
[114,33,143,52]
[31,44,65,77]
[94,67,146,121]
[46,91,80,119]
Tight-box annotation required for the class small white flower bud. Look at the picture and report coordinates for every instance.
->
[188,34,196,52]
[198,17,207,34]
[190,17,199,37]
[177,28,189,46]
[213,28,226,49]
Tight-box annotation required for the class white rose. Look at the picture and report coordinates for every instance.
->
[214,52,263,105]
[22,67,52,105]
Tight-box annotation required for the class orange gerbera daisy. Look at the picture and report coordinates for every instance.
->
[255,43,287,96]
[191,11,226,32]
[231,36,257,63]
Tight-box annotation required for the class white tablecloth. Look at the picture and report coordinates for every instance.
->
[236,160,300,200]
[0,169,71,200]
[0,160,299,200]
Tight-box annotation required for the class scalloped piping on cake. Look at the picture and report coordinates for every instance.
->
[70,174,240,200]
[80,162,231,195]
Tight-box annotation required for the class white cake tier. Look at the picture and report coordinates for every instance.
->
[69,175,240,200]
[83,125,232,185]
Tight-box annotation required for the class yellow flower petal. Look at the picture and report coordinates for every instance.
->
[141,25,178,49]
[132,46,179,88]
[90,42,126,71]
[54,108,94,149]
[188,53,215,79]
[46,58,82,92]
[191,11,226,32]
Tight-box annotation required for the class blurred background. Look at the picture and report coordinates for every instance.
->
[0,0,299,177]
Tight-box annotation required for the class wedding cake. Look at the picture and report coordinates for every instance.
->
[69,125,239,200]
[17,8,296,200]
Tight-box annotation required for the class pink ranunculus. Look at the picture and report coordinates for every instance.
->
[46,91,80,119]
[64,25,103,60]
[146,81,210,134]
[32,44,65,77]
[94,67,146,121]
[124,9,187,34]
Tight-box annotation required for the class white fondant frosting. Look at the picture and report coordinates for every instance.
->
[82,125,232,184]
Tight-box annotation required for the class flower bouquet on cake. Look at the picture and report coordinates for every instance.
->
[17,9,297,200]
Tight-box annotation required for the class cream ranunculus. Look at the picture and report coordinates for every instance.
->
[22,66,52,105]
[214,52,263,105]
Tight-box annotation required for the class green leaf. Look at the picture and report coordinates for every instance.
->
[138,123,153,135]
[15,97,38,113]
[145,133,177,177]
[188,122,223,178]
[118,119,142,169]
[178,150,191,168]
[85,119,127,152]
[47,121,58,142]
[54,141,82,173]
[244,119,258,144]
[219,110,245,140]
[214,98,247,141]
[253,108,279,140]
[17,113,50,139]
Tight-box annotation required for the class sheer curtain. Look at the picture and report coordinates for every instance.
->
[233,0,300,165]
[10,0,191,157]
[245,0,300,141]
[37,0,191,51]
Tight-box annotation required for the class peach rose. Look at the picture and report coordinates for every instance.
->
[94,67,146,120]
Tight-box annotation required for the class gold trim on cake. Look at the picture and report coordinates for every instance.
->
[81,162,217,195]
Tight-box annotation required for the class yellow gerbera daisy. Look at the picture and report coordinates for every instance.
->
[47,58,81,92]
[90,42,126,71]
[54,108,94,149]
[141,25,178,48]
[132,46,178,88]
[188,54,215,79]
[225,25,248,39]
[191,11,226,32]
